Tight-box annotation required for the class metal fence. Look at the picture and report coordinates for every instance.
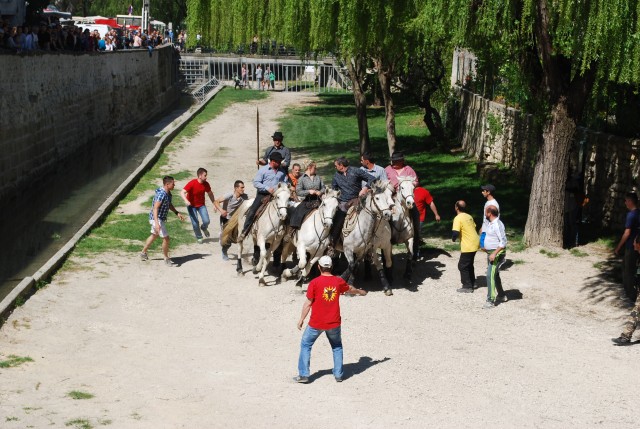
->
[178,56,352,95]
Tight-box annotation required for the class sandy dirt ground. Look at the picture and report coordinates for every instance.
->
[1,92,640,429]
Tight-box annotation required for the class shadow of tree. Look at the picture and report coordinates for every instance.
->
[308,356,391,382]
[579,256,634,309]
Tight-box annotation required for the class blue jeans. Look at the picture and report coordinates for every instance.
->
[187,205,210,239]
[298,325,343,379]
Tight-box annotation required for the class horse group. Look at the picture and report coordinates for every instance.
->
[221,177,418,295]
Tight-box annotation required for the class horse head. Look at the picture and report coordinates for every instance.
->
[320,188,340,227]
[273,182,291,220]
[370,180,394,221]
[397,176,416,209]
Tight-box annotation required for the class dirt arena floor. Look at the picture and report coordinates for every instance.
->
[1,92,639,428]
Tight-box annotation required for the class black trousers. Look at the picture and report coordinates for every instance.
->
[330,209,347,245]
[411,206,421,254]
[458,251,476,289]
[242,191,269,234]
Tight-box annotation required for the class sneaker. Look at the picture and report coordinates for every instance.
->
[139,252,148,261]
[496,294,508,303]
[165,258,177,267]
[293,376,309,383]
[483,301,496,309]
[201,227,210,238]
[456,287,473,293]
[612,336,632,346]
[335,377,343,383]
[197,238,203,244]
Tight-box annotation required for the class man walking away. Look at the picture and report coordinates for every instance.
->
[452,200,479,293]
[612,235,640,345]
[482,205,507,308]
[140,176,185,266]
[294,256,367,383]
[217,180,248,260]
[180,168,223,244]
[614,192,640,301]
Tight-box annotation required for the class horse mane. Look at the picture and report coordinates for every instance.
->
[371,179,391,193]
[221,207,243,245]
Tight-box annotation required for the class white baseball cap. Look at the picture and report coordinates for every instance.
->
[318,256,333,268]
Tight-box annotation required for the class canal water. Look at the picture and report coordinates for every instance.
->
[0,134,158,302]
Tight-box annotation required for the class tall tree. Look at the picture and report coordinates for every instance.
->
[425,0,640,247]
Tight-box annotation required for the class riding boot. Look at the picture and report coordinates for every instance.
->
[328,210,347,255]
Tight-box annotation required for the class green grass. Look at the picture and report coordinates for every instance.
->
[68,391,94,400]
[65,419,93,429]
[593,261,606,270]
[279,93,531,241]
[5,417,18,422]
[0,355,34,368]
[512,259,526,265]
[570,248,589,257]
[539,249,560,258]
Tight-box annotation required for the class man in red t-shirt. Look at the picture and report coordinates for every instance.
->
[414,186,441,229]
[180,168,223,243]
[295,256,367,383]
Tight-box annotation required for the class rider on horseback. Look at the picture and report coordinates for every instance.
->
[238,151,288,242]
[328,157,376,255]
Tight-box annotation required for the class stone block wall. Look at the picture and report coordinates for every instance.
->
[0,46,180,201]
[452,87,640,229]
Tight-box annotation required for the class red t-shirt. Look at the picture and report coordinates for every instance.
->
[183,179,211,208]
[414,186,433,222]
[307,275,350,330]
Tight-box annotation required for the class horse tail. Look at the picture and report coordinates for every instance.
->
[222,207,243,245]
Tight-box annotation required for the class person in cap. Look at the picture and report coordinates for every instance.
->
[385,151,421,258]
[294,255,367,384]
[479,184,500,249]
[238,151,288,241]
[257,131,291,170]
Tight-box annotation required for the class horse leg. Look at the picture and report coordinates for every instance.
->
[372,248,392,296]
[236,241,244,276]
[404,238,414,280]
[258,245,271,286]
[382,249,394,285]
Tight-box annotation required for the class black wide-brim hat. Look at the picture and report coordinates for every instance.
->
[390,151,405,161]
[272,131,284,140]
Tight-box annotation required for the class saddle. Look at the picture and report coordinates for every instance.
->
[341,198,361,237]
[254,194,272,221]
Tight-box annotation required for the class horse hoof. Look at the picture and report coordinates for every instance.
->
[384,288,393,296]
[251,257,258,266]
[295,278,303,287]
[237,271,244,277]
[259,279,267,287]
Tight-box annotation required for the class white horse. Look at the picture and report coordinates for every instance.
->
[387,175,416,280]
[225,183,290,285]
[337,180,395,294]
[281,189,340,286]
[365,181,396,295]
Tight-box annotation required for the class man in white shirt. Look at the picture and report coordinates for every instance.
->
[482,205,507,308]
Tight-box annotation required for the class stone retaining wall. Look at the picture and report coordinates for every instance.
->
[452,87,640,229]
[0,46,181,202]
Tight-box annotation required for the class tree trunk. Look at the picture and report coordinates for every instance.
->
[376,59,397,156]
[346,57,370,154]
[524,97,576,246]
[423,103,444,139]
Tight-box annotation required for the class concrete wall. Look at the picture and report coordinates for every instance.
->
[452,87,640,229]
[0,46,181,202]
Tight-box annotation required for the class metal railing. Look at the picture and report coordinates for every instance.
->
[191,77,220,103]
[178,56,352,94]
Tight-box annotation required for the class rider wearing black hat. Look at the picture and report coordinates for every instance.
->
[257,131,291,170]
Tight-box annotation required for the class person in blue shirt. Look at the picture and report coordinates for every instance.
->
[238,152,288,241]
[615,192,640,301]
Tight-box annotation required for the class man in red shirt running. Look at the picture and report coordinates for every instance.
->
[180,168,223,243]
[295,256,367,383]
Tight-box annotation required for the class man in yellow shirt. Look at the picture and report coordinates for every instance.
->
[452,200,480,293]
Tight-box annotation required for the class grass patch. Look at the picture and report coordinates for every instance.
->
[594,235,617,251]
[65,419,93,429]
[539,249,560,258]
[68,390,94,400]
[0,355,34,368]
[593,261,606,270]
[98,419,112,426]
[5,417,18,422]
[512,259,526,265]
[570,248,589,257]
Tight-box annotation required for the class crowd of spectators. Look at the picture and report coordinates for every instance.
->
[0,17,170,54]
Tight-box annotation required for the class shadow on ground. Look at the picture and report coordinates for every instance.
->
[307,356,391,382]
[579,256,634,309]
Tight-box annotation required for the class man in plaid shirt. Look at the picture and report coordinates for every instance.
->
[140,176,185,266]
